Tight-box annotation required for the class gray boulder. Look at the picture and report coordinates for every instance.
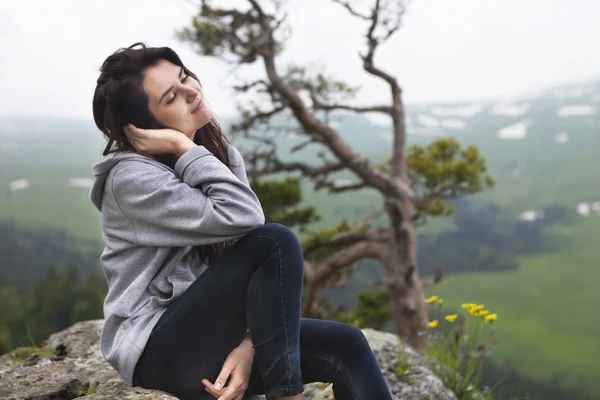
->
[0,320,457,400]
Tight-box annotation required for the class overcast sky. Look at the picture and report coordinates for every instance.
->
[1,0,598,120]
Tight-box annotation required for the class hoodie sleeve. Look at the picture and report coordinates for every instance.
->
[228,144,251,187]
[111,145,265,247]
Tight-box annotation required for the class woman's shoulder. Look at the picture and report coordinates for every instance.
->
[112,153,173,173]
[108,154,175,188]
[227,142,244,163]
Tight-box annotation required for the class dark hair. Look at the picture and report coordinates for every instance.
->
[93,42,235,264]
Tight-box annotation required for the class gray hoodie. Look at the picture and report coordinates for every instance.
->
[89,144,265,385]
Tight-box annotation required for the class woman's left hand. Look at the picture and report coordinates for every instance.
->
[202,337,254,400]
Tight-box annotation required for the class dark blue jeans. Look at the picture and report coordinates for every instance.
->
[133,223,392,400]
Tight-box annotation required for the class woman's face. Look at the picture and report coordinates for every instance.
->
[143,59,213,139]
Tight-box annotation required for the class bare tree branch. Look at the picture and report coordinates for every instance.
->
[313,103,393,115]
[303,227,389,259]
[290,138,321,153]
[232,79,271,93]
[312,179,365,193]
[248,152,346,177]
[330,0,371,20]
[304,260,315,280]
[233,104,288,132]
[303,207,387,258]
[314,240,387,281]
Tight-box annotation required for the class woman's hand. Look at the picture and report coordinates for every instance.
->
[123,124,195,157]
[202,337,254,400]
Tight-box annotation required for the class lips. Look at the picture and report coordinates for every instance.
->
[191,98,204,114]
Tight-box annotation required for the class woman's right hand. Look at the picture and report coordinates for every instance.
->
[123,124,196,157]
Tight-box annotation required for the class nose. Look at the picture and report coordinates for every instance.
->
[180,83,198,102]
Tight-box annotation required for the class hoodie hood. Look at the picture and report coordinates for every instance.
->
[89,151,149,211]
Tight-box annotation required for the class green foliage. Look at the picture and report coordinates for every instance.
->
[0,221,101,289]
[176,4,273,64]
[350,287,391,330]
[327,287,392,331]
[380,138,494,224]
[250,176,320,229]
[300,222,359,263]
[0,267,105,355]
[284,64,360,105]
[179,18,228,57]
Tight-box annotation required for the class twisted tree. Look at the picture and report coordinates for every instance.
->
[177,0,493,347]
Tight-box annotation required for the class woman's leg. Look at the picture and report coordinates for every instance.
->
[132,223,304,400]
[245,318,393,400]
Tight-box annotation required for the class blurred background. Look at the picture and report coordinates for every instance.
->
[1,0,599,399]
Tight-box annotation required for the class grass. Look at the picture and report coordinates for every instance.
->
[12,346,59,365]
[11,329,59,366]
[0,185,101,246]
[428,216,600,396]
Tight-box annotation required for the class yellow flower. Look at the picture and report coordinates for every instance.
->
[461,303,476,311]
[445,314,458,323]
[478,310,489,317]
[425,296,439,304]
[437,299,443,305]
[427,320,439,328]
[485,314,498,323]
[472,304,484,312]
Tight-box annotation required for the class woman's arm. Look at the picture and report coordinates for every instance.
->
[111,145,265,247]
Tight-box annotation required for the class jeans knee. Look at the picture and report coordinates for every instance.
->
[339,323,370,349]
[254,223,301,249]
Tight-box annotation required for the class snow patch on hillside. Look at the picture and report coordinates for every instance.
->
[364,112,392,127]
[9,179,29,191]
[490,102,530,117]
[555,132,569,143]
[441,119,467,130]
[416,115,440,129]
[558,105,596,117]
[520,210,543,221]
[430,104,484,118]
[67,178,94,188]
[575,202,600,216]
[497,119,531,139]
[552,85,596,99]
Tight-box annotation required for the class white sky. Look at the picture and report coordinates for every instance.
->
[0,0,599,120]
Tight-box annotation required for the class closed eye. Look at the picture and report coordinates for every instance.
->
[166,75,190,105]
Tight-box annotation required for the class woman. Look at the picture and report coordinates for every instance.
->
[90,42,393,400]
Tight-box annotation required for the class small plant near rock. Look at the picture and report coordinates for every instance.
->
[82,381,100,396]
[12,346,60,366]
[422,296,499,400]
[395,341,416,385]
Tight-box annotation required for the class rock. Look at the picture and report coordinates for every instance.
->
[0,320,457,400]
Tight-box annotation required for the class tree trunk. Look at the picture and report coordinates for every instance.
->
[302,276,319,317]
[385,193,428,349]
